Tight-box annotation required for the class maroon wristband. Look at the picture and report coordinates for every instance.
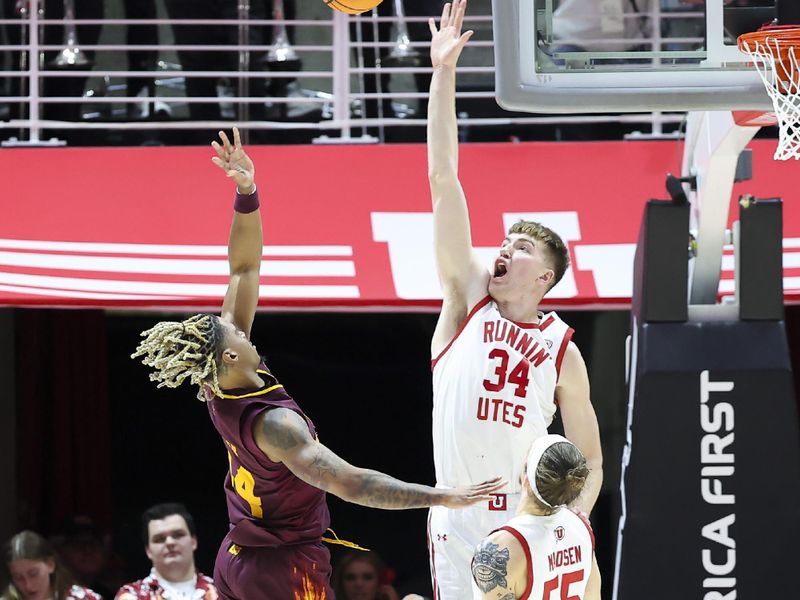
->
[234,187,259,214]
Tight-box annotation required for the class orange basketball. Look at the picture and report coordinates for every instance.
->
[324,0,383,15]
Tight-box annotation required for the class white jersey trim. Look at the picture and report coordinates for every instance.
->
[554,326,575,396]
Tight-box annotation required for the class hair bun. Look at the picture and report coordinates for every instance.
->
[565,465,589,483]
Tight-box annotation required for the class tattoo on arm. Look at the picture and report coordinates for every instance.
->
[299,445,438,508]
[309,447,338,482]
[498,595,516,600]
[353,472,435,509]
[472,540,511,593]
[261,410,300,450]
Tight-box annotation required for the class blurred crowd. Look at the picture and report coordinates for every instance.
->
[2,507,430,600]
[0,0,447,146]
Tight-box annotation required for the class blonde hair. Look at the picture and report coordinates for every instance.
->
[3,531,73,600]
[131,314,225,401]
[508,220,570,290]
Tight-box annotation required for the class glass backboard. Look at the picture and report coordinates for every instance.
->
[492,0,780,113]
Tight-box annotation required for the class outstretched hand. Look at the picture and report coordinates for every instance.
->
[429,0,474,70]
[441,477,507,509]
[211,127,255,194]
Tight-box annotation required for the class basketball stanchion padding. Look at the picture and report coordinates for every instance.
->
[739,198,784,321]
[615,200,800,600]
[738,26,800,160]
[631,200,689,323]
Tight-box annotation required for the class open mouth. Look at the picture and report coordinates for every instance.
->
[493,261,508,279]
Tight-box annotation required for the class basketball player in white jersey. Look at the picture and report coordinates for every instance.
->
[470,435,600,600]
[426,2,603,597]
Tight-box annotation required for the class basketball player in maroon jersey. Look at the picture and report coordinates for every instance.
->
[132,128,505,600]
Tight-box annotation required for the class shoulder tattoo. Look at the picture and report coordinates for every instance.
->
[262,409,300,450]
[472,539,511,593]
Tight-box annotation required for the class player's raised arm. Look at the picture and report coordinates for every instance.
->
[556,343,604,514]
[211,127,262,339]
[253,408,505,510]
[427,1,487,309]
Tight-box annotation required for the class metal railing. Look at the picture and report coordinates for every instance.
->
[0,1,697,147]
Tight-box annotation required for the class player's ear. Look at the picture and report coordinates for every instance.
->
[221,349,239,365]
[538,268,555,286]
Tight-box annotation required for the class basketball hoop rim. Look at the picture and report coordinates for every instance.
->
[738,24,800,56]
[737,24,800,161]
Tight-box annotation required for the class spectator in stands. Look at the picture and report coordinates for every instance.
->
[115,503,217,600]
[123,1,159,120]
[1,0,103,145]
[160,0,297,143]
[2,530,102,600]
[52,516,127,600]
[350,1,445,140]
[552,0,652,54]
[332,551,400,600]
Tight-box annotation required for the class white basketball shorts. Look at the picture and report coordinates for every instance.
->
[427,493,520,600]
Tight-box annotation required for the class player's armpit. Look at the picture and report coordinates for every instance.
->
[431,277,492,358]
[471,531,525,600]
[556,342,603,513]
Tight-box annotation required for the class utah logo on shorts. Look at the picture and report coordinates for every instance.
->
[488,494,507,511]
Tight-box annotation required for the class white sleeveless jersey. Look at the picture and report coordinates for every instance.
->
[486,509,595,600]
[432,297,574,492]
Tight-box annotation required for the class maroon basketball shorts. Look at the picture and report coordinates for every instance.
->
[214,534,333,599]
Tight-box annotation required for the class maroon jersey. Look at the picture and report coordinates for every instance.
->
[206,365,330,547]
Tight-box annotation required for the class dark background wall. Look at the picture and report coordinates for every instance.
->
[7,305,800,598]
[108,311,457,595]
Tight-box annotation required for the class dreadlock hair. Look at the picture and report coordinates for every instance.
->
[131,314,227,401]
[508,220,570,290]
[534,442,590,514]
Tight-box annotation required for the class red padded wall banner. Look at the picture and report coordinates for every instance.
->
[1,140,798,309]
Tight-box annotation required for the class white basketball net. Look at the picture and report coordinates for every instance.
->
[741,36,800,160]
